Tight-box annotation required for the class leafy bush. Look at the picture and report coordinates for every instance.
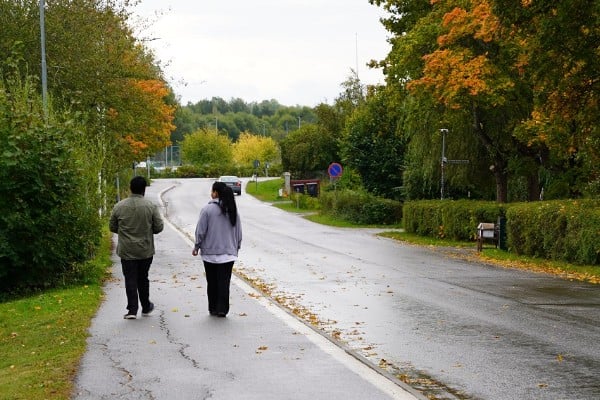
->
[403,200,506,240]
[404,199,600,265]
[290,193,320,210]
[0,74,101,291]
[507,200,600,265]
[172,164,201,178]
[319,189,402,225]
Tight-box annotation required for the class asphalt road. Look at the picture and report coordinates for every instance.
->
[158,178,600,400]
[73,178,600,400]
[72,179,421,400]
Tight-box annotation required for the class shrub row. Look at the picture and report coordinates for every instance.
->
[507,200,600,265]
[403,199,600,265]
[403,200,505,240]
[290,193,321,210]
[320,189,402,225]
[0,77,102,292]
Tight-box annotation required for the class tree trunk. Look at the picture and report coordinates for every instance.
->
[527,173,540,201]
[472,104,509,203]
[491,162,508,203]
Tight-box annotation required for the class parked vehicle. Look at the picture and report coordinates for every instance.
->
[217,175,242,195]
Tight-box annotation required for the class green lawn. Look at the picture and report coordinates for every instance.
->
[0,230,112,400]
[0,285,104,399]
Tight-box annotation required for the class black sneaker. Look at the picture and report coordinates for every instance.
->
[142,302,154,316]
[123,313,136,320]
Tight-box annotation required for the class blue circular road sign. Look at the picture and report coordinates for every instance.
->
[328,162,343,178]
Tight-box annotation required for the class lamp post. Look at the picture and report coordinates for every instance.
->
[39,0,48,119]
[439,128,469,200]
[440,128,448,200]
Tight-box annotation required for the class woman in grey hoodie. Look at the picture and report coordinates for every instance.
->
[192,181,242,317]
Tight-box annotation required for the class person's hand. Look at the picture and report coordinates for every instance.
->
[192,248,198,256]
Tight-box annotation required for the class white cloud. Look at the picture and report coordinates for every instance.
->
[132,0,390,106]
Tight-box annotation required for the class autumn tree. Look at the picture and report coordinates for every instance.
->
[373,0,539,202]
[494,0,600,197]
[0,0,175,180]
[232,132,280,169]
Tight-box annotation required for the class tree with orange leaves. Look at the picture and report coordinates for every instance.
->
[111,78,175,160]
[373,0,541,202]
[372,0,600,200]
[409,0,543,202]
[0,0,176,182]
[493,0,600,197]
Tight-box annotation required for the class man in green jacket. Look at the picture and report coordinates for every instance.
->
[109,176,164,319]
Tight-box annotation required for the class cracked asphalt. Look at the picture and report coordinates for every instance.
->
[72,180,420,400]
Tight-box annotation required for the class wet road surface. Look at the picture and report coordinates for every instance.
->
[73,179,420,400]
[162,178,600,400]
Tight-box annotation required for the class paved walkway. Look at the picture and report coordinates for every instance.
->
[72,183,422,400]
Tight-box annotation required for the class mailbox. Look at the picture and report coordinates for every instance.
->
[477,222,497,251]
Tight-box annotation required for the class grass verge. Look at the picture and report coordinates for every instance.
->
[244,177,284,202]
[380,230,600,284]
[0,227,113,399]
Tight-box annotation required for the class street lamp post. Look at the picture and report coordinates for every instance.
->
[440,129,448,200]
[39,0,48,119]
[440,128,469,200]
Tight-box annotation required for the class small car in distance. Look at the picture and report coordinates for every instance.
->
[217,175,242,195]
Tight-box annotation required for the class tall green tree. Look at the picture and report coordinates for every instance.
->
[181,128,233,170]
[280,124,338,178]
[341,86,407,198]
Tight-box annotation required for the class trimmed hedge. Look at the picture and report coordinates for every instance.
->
[320,189,402,225]
[403,199,600,265]
[507,200,600,265]
[403,200,505,240]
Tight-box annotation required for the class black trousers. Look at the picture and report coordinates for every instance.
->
[121,257,153,314]
[203,261,234,315]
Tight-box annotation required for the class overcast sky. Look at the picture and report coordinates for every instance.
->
[131,0,391,107]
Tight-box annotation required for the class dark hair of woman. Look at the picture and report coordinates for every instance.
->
[212,181,238,226]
